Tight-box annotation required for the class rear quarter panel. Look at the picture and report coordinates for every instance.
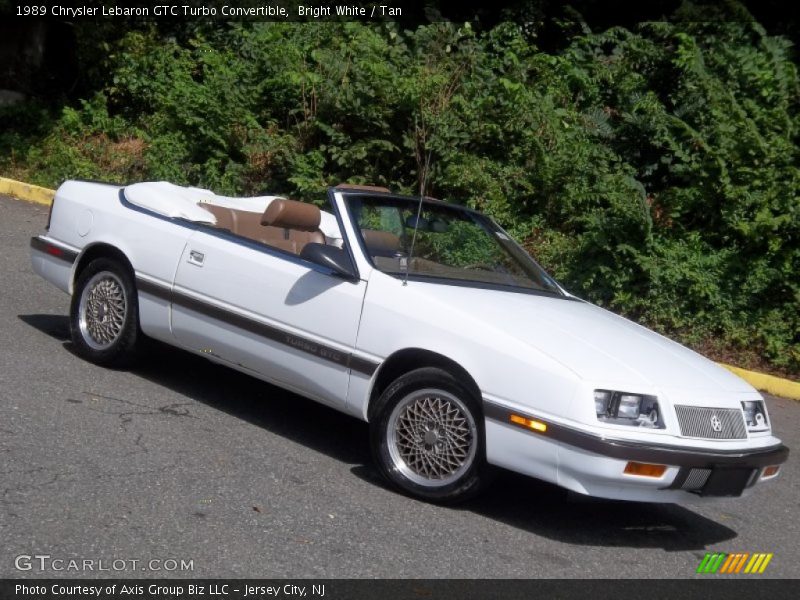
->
[45,180,195,341]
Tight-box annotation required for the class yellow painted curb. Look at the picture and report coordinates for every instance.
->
[720,363,800,401]
[0,177,55,206]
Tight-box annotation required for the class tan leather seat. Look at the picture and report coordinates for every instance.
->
[198,200,324,254]
[261,199,325,254]
[201,203,236,232]
[361,229,401,256]
[235,212,284,247]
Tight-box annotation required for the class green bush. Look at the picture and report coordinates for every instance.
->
[1,11,797,376]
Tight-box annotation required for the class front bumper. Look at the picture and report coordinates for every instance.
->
[484,401,789,502]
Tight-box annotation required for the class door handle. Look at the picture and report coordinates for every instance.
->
[188,250,205,266]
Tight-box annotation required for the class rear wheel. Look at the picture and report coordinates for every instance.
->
[70,258,141,367]
[370,367,488,503]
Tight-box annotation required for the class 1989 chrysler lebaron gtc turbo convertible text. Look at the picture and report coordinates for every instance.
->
[30,180,788,503]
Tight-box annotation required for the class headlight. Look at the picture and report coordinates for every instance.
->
[741,400,769,432]
[617,394,641,419]
[594,390,664,429]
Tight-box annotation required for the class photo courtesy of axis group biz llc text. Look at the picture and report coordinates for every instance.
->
[1,0,798,599]
[15,583,327,597]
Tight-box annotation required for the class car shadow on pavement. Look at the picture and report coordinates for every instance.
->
[21,314,738,552]
[135,346,373,468]
[19,312,371,465]
[463,470,737,551]
[348,464,737,551]
[19,313,71,341]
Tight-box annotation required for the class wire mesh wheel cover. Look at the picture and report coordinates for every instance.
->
[78,271,127,350]
[387,388,477,487]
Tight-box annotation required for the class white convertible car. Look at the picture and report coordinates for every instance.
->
[30,180,788,503]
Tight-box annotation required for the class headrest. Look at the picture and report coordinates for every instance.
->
[261,199,321,231]
[361,229,401,255]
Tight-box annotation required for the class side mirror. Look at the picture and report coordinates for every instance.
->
[300,243,357,280]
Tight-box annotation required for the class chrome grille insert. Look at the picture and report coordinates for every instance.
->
[682,468,712,491]
[674,405,747,440]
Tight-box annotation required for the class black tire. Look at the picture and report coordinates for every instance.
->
[369,367,489,503]
[69,257,141,367]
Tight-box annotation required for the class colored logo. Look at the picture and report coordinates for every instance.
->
[697,552,773,574]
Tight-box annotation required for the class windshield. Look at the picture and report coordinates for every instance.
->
[344,195,563,296]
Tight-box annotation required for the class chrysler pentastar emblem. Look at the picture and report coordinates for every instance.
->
[710,414,723,432]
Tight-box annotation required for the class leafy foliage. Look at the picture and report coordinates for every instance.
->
[1,10,798,375]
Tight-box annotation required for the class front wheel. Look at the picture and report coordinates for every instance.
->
[370,367,489,503]
[70,258,141,367]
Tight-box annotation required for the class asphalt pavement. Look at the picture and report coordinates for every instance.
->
[1,194,798,578]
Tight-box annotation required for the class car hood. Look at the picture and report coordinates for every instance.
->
[417,283,753,393]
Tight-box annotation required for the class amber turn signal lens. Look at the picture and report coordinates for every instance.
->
[624,461,667,478]
[762,465,780,478]
[509,414,547,433]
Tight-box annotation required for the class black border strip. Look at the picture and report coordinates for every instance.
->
[484,401,789,469]
[30,236,78,264]
[2,578,798,600]
[136,276,379,376]
[135,277,170,300]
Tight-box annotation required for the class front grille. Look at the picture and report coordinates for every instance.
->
[674,405,747,440]
[682,468,712,491]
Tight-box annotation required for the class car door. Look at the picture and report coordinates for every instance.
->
[170,228,366,409]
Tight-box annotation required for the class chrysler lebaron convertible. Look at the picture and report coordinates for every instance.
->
[30,180,788,503]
